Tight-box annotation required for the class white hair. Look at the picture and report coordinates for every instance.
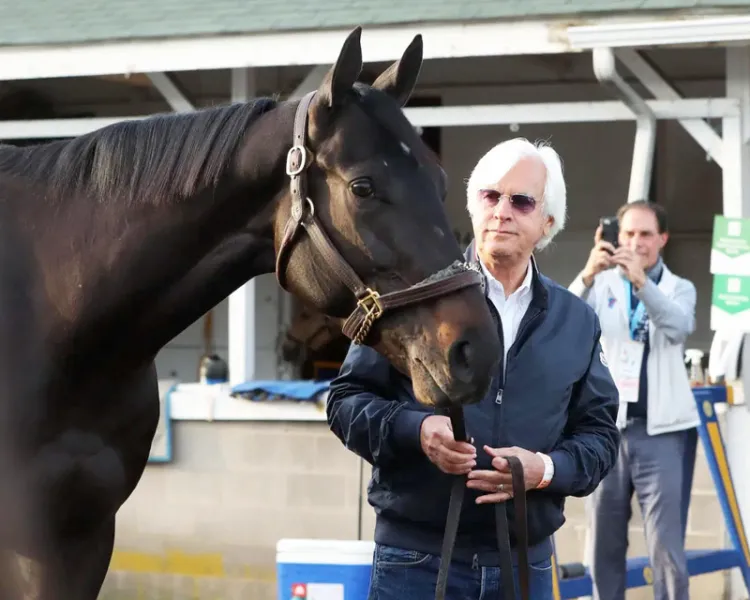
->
[466,138,567,251]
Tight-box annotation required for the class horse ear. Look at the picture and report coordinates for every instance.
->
[371,34,423,106]
[316,26,363,109]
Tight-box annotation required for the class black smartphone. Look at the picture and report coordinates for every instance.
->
[599,217,619,252]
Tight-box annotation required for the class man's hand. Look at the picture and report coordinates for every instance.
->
[613,247,646,289]
[466,446,545,504]
[420,415,476,475]
[581,225,616,287]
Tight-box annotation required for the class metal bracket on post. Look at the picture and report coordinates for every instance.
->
[593,47,657,203]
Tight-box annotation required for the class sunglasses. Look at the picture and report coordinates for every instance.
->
[478,189,537,214]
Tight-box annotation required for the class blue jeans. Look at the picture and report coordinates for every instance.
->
[367,543,554,600]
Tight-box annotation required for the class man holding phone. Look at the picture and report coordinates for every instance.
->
[568,200,699,600]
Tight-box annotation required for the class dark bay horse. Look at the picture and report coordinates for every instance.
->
[0,27,501,599]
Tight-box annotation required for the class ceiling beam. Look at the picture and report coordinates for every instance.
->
[288,65,328,99]
[0,98,738,140]
[146,72,194,112]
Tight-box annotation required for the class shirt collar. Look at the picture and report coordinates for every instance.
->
[479,257,534,299]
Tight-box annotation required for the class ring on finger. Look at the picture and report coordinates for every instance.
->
[496,483,504,492]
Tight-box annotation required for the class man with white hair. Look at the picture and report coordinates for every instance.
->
[326,138,620,599]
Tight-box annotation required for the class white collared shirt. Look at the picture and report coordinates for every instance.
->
[480,258,534,370]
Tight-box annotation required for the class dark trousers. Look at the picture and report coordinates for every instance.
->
[588,420,695,600]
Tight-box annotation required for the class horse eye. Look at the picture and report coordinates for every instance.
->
[350,177,374,198]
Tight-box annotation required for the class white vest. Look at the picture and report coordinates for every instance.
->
[591,266,699,435]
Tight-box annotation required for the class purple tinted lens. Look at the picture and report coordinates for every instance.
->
[510,194,536,213]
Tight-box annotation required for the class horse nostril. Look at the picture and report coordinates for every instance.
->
[448,338,475,383]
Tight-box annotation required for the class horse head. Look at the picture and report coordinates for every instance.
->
[261,28,501,408]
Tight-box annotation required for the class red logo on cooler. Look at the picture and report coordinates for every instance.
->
[291,583,307,598]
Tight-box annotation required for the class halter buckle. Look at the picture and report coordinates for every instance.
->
[352,288,384,345]
[286,145,309,177]
[357,288,384,320]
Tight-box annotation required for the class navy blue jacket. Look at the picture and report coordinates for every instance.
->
[326,246,620,566]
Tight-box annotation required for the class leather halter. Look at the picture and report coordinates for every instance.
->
[275,90,483,345]
[276,90,531,600]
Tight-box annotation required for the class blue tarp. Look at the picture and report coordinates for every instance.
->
[231,380,333,402]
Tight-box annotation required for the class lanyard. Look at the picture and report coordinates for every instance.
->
[624,280,647,341]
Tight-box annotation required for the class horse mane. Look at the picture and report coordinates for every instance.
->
[0,97,278,206]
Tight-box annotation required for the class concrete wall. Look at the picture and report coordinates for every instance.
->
[100,419,728,600]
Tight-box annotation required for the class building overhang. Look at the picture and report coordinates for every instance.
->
[567,14,750,50]
[0,19,575,82]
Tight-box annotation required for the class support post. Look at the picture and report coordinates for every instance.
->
[227,68,259,385]
[615,48,724,166]
[145,72,195,112]
[723,45,750,600]
[593,47,656,203]
[722,47,750,218]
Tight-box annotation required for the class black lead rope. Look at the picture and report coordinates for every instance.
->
[434,405,530,600]
[435,406,469,600]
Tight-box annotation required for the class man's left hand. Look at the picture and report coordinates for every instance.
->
[466,446,545,504]
[613,247,646,289]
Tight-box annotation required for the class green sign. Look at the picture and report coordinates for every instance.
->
[712,275,750,314]
[711,274,750,331]
[711,215,750,276]
[713,215,750,257]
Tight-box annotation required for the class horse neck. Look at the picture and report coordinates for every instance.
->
[34,100,299,367]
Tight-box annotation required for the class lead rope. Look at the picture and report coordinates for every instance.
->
[434,406,530,600]
[434,406,469,600]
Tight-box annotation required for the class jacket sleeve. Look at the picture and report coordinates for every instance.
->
[325,342,432,467]
[568,271,597,309]
[635,276,696,344]
[546,313,621,497]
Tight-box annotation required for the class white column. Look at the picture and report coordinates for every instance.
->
[228,282,255,384]
[227,68,258,384]
[723,46,750,600]
[146,72,195,113]
[723,47,750,218]
[592,48,657,203]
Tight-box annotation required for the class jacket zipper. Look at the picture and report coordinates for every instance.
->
[486,301,505,450]
[494,307,544,448]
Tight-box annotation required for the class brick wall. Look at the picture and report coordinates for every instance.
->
[101,419,729,599]
[101,421,736,600]
[102,421,362,599]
